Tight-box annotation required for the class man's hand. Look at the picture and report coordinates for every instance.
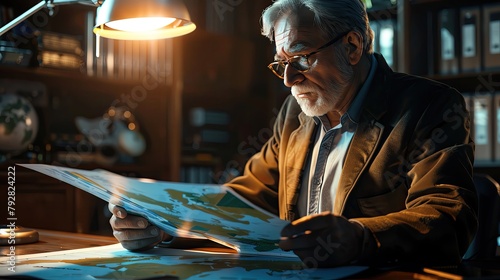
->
[108,203,170,251]
[279,212,365,267]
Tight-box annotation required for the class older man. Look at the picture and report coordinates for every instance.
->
[109,0,477,268]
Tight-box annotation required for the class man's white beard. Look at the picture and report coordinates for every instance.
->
[292,92,331,117]
[292,59,354,116]
[291,81,344,117]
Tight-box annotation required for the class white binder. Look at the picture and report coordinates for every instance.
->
[473,93,494,162]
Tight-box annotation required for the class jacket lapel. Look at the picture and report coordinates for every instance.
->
[334,53,391,215]
[334,119,384,214]
[284,113,316,219]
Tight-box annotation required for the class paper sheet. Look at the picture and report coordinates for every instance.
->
[19,164,290,256]
[0,243,368,280]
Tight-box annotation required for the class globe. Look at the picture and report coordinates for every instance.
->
[0,92,39,156]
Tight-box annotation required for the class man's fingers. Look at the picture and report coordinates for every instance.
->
[110,213,149,230]
[107,202,168,252]
[279,229,318,251]
[113,225,161,241]
[108,203,127,219]
[281,212,335,238]
[115,226,164,251]
[120,237,161,251]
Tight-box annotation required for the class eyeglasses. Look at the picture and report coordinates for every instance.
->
[267,31,349,79]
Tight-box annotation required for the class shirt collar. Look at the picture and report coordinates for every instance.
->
[344,54,377,124]
[313,54,377,130]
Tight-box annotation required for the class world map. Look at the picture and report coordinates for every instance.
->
[0,244,367,279]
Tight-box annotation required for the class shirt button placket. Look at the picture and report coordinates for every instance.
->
[307,130,336,215]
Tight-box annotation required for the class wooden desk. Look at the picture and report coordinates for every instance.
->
[1,229,499,280]
[0,228,116,256]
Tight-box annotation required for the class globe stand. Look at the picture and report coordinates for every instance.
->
[0,225,39,245]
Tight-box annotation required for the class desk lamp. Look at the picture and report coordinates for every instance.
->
[0,0,196,40]
[0,0,195,245]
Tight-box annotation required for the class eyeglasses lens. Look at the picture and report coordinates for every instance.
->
[290,57,310,71]
[270,57,310,78]
[270,63,286,77]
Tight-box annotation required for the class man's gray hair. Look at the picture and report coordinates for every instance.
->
[261,0,374,54]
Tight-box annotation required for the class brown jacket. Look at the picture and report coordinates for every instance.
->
[226,53,478,265]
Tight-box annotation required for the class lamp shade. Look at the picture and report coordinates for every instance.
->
[93,0,196,40]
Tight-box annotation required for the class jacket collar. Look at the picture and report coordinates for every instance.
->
[360,52,392,121]
[333,53,393,214]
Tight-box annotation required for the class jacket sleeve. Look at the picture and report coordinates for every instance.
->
[353,86,478,266]
[223,97,293,216]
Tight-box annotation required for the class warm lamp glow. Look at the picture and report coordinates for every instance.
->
[105,17,176,32]
[94,0,196,40]
[0,0,196,41]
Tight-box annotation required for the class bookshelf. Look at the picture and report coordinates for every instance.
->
[397,0,500,182]
[0,1,183,234]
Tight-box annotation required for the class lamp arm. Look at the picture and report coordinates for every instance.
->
[0,0,102,37]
